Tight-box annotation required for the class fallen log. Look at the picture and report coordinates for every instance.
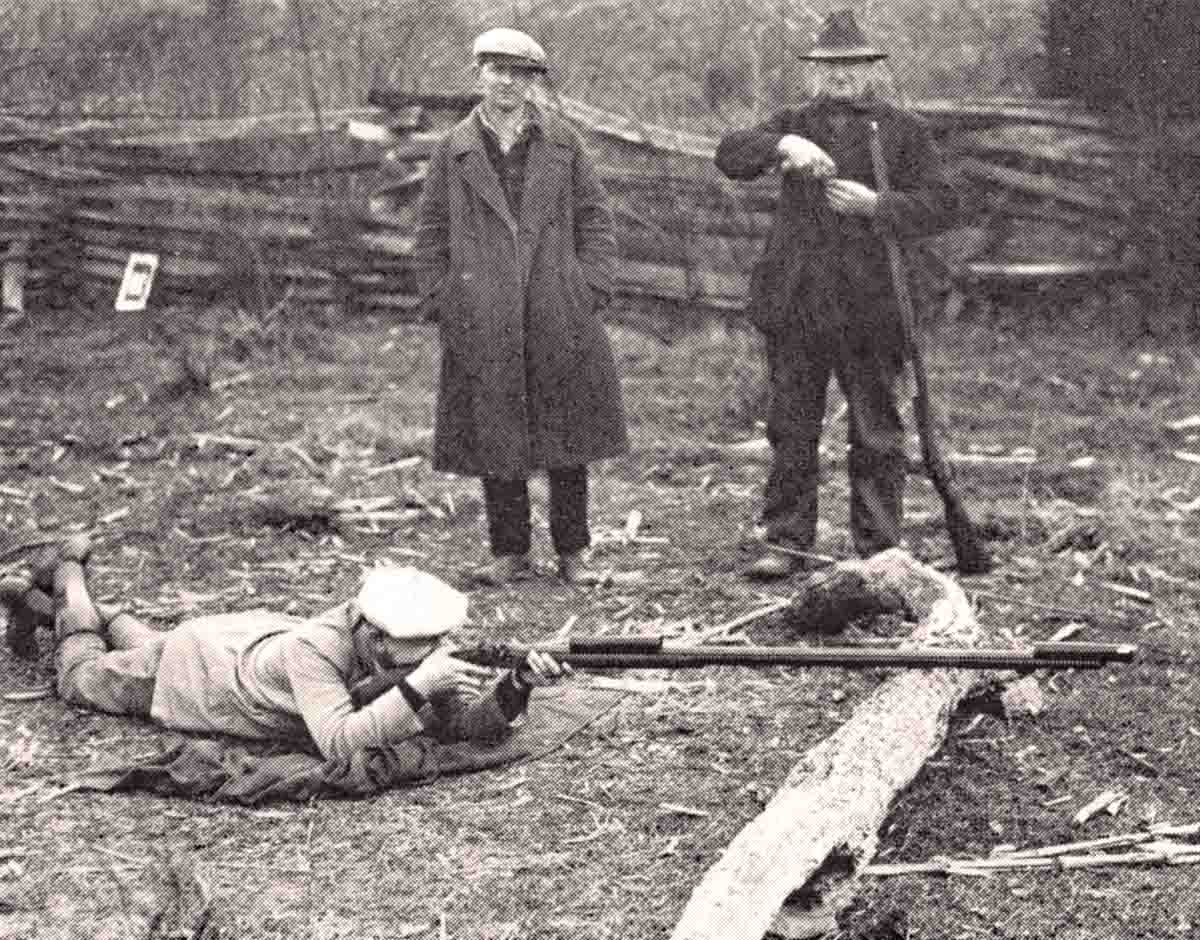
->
[670,548,984,940]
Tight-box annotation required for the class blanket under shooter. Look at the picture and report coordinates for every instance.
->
[60,685,625,805]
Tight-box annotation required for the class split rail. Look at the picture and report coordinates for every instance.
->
[0,93,1173,323]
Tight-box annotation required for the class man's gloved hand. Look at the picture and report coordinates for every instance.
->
[777,134,837,178]
[824,178,879,217]
[406,647,494,700]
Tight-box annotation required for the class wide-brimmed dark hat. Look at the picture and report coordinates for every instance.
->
[798,9,887,63]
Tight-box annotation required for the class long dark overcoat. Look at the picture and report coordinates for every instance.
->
[412,107,629,479]
[715,98,958,354]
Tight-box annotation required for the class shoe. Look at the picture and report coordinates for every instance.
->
[473,554,536,586]
[558,551,603,586]
[1,576,52,659]
[745,548,804,581]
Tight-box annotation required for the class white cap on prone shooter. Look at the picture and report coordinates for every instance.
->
[356,566,468,640]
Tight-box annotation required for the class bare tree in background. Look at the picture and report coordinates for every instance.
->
[204,0,246,117]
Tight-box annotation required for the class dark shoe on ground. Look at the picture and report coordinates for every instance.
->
[745,548,805,581]
[473,554,536,586]
[1,576,52,659]
[558,551,603,586]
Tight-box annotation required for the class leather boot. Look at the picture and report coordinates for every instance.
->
[745,541,835,580]
[745,550,803,581]
[1,576,53,659]
[473,554,536,586]
[558,551,603,586]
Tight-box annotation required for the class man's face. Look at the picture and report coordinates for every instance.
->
[476,58,539,114]
[811,60,876,102]
[357,621,439,671]
[379,634,440,669]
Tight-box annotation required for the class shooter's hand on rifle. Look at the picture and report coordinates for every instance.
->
[777,134,837,179]
[405,646,494,700]
[514,648,575,689]
[824,178,879,217]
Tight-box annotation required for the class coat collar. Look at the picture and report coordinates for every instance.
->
[447,104,576,232]
[448,112,513,226]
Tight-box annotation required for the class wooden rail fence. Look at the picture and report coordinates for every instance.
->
[0,93,1169,323]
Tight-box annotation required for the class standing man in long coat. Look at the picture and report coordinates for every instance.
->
[413,28,629,586]
[715,10,959,579]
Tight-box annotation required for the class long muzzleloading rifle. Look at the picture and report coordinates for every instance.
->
[350,636,1138,708]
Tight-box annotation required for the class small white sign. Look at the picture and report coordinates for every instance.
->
[115,252,160,312]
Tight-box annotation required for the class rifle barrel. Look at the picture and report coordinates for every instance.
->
[458,640,1137,672]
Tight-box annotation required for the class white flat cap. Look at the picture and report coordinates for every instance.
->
[472,27,547,72]
[357,566,469,640]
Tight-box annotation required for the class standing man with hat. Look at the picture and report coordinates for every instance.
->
[715,10,960,579]
[413,27,629,587]
[12,537,570,762]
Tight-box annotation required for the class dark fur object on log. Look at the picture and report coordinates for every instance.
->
[780,567,909,636]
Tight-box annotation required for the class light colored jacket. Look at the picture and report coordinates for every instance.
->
[150,604,514,761]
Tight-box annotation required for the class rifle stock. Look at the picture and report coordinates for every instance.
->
[868,120,992,575]
[349,636,1137,708]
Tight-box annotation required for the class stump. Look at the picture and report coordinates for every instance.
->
[671,548,984,940]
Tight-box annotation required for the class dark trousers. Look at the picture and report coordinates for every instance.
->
[762,334,907,556]
[483,466,590,556]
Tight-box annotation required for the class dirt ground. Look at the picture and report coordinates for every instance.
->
[1,300,1199,938]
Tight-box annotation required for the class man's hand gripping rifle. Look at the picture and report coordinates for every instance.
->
[351,636,1138,708]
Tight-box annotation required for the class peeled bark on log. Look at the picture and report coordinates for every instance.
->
[670,548,983,940]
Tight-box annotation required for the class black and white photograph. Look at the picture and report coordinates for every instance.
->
[0,1,1196,936]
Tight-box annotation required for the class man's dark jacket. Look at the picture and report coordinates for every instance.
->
[412,106,629,479]
[715,98,958,352]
